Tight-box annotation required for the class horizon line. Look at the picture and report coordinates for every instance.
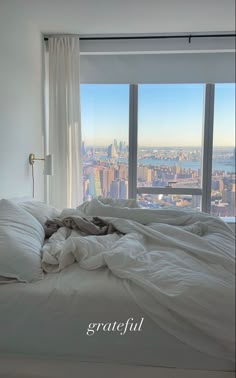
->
[82,144,235,148]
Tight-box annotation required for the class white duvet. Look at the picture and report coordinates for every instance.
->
[41,200,235,362]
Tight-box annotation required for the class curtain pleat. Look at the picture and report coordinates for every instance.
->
[48,36,82,208]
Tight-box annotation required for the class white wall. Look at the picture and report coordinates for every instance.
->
[0,0,235,200]
[0,2,44,199]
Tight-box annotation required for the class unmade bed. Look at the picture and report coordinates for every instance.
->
[0,198,235,377]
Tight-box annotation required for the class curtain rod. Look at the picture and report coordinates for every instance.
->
[44,33,236,42]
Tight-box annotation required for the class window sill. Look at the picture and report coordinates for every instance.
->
[220,217,235,234]
[220,217,236,224]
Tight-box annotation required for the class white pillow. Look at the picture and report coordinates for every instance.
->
[18,201,60,227]
[0,199,44,283]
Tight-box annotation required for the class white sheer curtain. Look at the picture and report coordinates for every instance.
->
[48,36,82,209]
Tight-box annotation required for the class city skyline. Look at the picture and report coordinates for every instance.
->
[82,142,235,149]
[82,141,235,216]
[80,83,235,147]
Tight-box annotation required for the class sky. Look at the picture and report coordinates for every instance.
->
[80,83,235,147]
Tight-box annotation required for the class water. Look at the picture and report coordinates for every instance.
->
[138,158,235,172]
[113,157,235,173]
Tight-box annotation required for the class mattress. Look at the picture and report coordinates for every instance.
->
[0,263,233,371]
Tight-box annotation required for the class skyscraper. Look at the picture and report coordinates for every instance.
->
[82,141,86,156]
[108,144,117,158]
[110,180,120,199]
[102,167,114,196]
[88,167,102,198]
[114,139,118,154]
[119,180,128,199]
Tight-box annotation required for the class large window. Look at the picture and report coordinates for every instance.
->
[80,83,235,218]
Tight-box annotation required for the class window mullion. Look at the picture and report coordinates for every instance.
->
[128,84,138,199]
[137,187,202,196]
[201,84,215,213]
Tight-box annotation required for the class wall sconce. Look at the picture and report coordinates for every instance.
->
[29,153,53,175]
[29,153,53,197]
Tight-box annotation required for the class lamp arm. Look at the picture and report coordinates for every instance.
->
[29,153,45,165]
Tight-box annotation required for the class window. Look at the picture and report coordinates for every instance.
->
[137,193,201,210]
[211,84,236,217]
[80,83,235,217]
[137,84,204,210]
[44,36,235,215]
[81,85,129,201]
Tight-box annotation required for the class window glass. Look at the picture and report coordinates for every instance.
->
[81,85,129,201]
[211,84,236,217]
[137,193,201,210]
[137,84,204,209]
[138,84,204,188]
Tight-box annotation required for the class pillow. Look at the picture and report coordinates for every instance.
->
[0,199,44,283]
[18,201,60,227]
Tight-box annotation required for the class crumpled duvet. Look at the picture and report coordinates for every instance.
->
[41,200,235,362]
[44,215,119,238]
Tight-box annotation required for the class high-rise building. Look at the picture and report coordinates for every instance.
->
[114,139,118,154]
[175,164,181,175]
[88,167,102,198]
[110,179,128,200]
[82,141,86,156]
[83,178,89,201]
[102,167,114,196]
[114,168,119,180]
[145,168,152,183]
[119,141,126,154]
[118,164,128,179]
[119,180,128,199]
[223,185,236,216]
[108,144,117,158]
[137,166,152,183]
[110,180,120,199]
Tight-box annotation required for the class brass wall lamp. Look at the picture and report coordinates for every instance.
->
[29,153,53,197]
[29,153,53,175]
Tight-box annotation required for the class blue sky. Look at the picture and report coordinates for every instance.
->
[80,83,235,147]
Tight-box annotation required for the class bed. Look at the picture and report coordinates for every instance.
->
[0,198,235,378]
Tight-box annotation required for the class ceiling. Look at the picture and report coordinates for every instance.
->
[2,0,235,35]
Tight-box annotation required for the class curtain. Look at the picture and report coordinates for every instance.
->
[48,36,82,209]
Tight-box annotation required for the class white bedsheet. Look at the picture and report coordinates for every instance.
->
[41,204,235,363]
[0,264,234,371]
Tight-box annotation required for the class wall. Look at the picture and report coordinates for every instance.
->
[0,0,235,200]
[0,2,44,199]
